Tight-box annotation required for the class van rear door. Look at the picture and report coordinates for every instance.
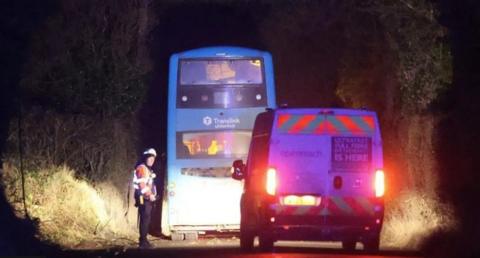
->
[325,112,380,226]
[269,110,380,224]
[269,126,330,196]
[269,112,331,219]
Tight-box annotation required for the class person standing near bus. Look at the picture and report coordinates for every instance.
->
[133,148,157,249]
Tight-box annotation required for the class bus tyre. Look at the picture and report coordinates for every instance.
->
[240,228,254,251]
[259,233,274,251]
[363,235,380,252]
[171,232,185,241]
[342,240,356,251]
[185,232,198,241]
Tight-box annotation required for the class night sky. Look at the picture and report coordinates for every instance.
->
[1,0,480,257]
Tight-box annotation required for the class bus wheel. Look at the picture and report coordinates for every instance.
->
[171,232,185,241]
[185,232,198,241]
[342,240,356,251]
[240,228,254,251]
[259,233,274,251]
[363,235,380,252]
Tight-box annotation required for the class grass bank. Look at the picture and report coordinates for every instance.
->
[381,191,456,250]
[2,164,138,248]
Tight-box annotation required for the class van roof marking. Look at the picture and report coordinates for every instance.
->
[289,115,316,133]
[352,116,375,133]
[326,119,339,134]
[336,116,364,134]
[279,114,301,131]
[277,114,292,128]
[327,116,349,132]
[305,115,325,133]
[362,116,375,130]
[313,119,327,134]
[277,114,375,135]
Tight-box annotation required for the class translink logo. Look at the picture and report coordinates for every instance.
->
[203,116,213,126]
[202,116,240,129]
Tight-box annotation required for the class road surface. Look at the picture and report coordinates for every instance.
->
[63,237,421,258]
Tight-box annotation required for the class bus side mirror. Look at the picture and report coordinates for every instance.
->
[231,160,245,180]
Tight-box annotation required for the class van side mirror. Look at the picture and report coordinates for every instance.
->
[231,159,245,180]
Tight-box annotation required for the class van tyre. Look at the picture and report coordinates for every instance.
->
[239,211,255,251]
[342,240,356,251]
[363,235,380,252]
[259,233,274,251]
[240,196,256,252]
[240,228,255,251]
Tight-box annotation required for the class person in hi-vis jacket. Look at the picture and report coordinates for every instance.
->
[133,148,157,249]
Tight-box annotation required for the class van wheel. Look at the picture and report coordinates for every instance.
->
[259,233,274,251]
[240,228,255,251]
[342,240,356,251]
[363,235,380,252]
[240,197,256,252]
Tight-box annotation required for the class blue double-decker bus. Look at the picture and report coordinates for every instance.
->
[162,46,276,239]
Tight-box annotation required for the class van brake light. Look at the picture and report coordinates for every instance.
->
[266,168,277,196]
[375,169,385,197]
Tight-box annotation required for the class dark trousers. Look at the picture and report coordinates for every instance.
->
[138,201,153,243]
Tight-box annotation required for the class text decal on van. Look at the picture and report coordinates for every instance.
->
[332,137,372,172]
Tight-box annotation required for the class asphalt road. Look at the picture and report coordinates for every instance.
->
[63,238,422,258]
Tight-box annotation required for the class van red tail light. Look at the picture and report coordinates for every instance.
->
[266,168,277,196]
[375,169,385,197]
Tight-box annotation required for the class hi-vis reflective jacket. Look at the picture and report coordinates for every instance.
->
[133,164,156,202]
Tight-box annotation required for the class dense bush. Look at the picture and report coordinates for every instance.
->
[5,109,137,186]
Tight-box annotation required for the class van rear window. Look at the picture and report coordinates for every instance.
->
[276,114,375,135]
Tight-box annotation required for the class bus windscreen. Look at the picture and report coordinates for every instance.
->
[177,131,251,159]
[180,59,263,85]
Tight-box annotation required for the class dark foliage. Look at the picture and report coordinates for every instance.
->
[422,0,480,257]
[20,0,148,117]
[0,0,59,255]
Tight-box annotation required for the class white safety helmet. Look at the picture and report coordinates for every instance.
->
[143,148,157,157]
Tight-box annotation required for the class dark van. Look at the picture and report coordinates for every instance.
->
[232,108,385,251]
